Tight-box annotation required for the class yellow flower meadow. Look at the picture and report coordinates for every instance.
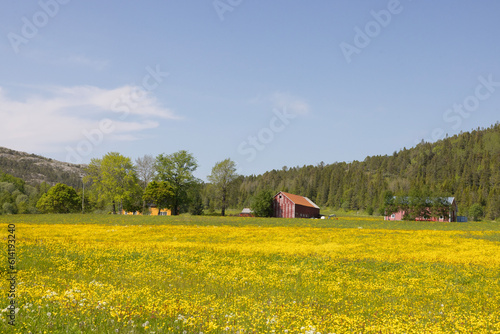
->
[1,214,499,333]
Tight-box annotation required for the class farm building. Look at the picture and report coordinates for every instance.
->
[121,210,140,215]
[150,206,171,216]
[121,207,171,216]
[239,208,254,217]
[273,191,320,218]
[384,197,458,222]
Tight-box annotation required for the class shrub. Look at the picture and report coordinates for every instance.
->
[251,190,274,217]
[468,203,484,222]
[2,202,16,214]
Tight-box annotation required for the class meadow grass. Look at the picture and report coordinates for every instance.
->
[3,213,500,231]
[1,214,499,333]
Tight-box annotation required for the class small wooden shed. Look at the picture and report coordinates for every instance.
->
[239,208,254,217]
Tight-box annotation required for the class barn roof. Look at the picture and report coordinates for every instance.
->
[392,196,456,205]
[277,191,320,209]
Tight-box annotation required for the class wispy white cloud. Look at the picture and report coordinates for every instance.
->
[45,85,179,119]
[0,85,177,154]
[271,92,311,116]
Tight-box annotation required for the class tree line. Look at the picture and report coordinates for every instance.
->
[81,150,231,216]
[214,123,500,220]
[0,171,51,214]
[0,123,498,219]
[0,150,239,216]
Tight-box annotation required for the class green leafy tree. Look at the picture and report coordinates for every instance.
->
[122,185,144,213]
[2,202,16,214]
[143,181,173,213]
[407,188,432,220]
[76,186,96,214]
[0,182,16,194]
[84,152,139,214]
[187,181,204,216]
[468,203,484,221]
[381,191,396,216]
[366,206,374,215]
[0,172,25,193]
[15,194,29,214]
[431,197,452,221]
[36,183,80,213]
[395,196,411,220]
[154,150,198,215]
[207,158,238,216]
[251,190,274,217]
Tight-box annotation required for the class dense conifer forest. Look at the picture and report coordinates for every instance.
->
[220,123,499,219]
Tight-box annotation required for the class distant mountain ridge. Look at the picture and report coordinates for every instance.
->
[0,147,85,188]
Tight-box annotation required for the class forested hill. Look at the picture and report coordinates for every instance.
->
[228,123,500,219]
[0,147,85,188]
[1,124,499,218]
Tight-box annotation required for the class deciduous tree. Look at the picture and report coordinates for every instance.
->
[208,158,238,216]
[251,190,274,217]
[469,203,484,221]
[36,183,80,214]
[143,181,173,214]
[154,150,198,215]
[84,152,139,214]
[135,154,155,189]
[135,154,155,212]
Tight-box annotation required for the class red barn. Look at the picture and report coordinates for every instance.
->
[273,191,320,218]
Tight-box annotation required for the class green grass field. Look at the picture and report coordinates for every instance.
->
[1,214,499,333]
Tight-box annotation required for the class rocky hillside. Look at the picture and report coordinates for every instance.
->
[0,147,85,188]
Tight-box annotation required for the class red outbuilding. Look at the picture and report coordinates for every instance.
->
[239,208,255,217]
[384,197,458,222]
[273,191,320,218]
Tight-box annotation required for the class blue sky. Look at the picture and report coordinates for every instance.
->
[1,1,499,180]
